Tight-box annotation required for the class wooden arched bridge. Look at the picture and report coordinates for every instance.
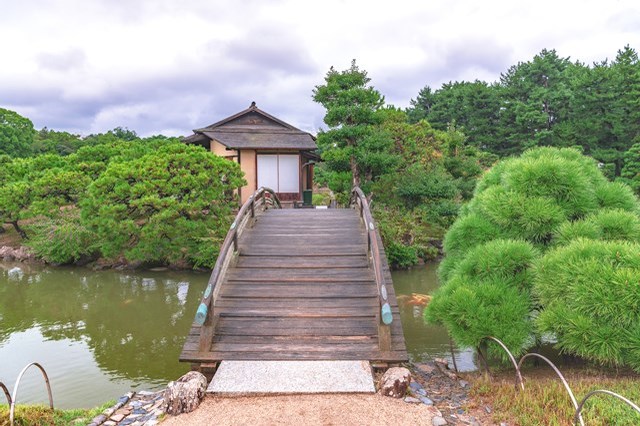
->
[180,187,407,369]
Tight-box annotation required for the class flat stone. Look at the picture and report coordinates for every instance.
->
[434,358,449,368]
[419,396,434,405]
[416,363,437,375]
[110,414,125,422]
[208,360,375,395]
[404,396,421,403]
[432,416,448,426]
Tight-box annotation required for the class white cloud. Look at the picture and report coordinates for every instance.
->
[0,0,638,136]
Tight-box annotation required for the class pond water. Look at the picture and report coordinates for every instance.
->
[0,260,474,409]
[392,263,476,372]
[0,262,208,409]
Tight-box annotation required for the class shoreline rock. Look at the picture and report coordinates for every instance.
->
[0,245,36,262]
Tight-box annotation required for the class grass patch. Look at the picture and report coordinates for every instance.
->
[0,401,114,426]
[469,369,640,425]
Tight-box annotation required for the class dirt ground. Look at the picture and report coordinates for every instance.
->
[161,393,439,426]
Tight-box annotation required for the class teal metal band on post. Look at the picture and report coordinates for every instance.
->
[203,284,212,300]
[195,303,208,325]
[381,302,393,325]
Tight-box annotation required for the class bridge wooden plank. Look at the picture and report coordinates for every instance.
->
[180,207,408,365]
[236,256,369,269]
[220,285,377,298]
[180,349,408,363]
[240,246,367,256]
[227,268,374,281]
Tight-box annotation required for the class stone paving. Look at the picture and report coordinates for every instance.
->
[208,360,376,395]
[87,390,165,426]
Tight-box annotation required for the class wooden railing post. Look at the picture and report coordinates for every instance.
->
[350,187,393,353]
[193,187,282,355]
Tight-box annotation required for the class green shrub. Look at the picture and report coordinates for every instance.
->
[535,239,640,371]
[81,143,245,267]
[441,213,501,258]
[553,209,640,246]
[595,181,638,210]
[425,275,532,357]
[26,216,97,264]
[426,147,640,361]
[386,241,419,269]
[312,192,331,206]
[454,239,539,291]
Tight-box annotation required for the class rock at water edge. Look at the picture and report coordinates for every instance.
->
[379,367,411,398]
[164,371,208,415]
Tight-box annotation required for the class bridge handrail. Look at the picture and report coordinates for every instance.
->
[350,187,392,352]
[195,187,281,351]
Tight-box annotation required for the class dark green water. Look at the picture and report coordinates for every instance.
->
[0,262,208,409]
[0,260,474,409]
[391,263,476,372]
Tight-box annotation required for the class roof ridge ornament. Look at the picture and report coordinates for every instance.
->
[250,101,256,108]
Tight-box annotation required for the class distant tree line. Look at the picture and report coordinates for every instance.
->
[406,46,640,177]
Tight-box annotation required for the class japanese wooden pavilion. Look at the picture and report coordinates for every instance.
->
[183,102,318,204]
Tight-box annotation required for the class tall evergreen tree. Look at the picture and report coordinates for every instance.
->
[313,60,387,189]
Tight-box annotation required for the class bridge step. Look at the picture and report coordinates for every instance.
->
[207,360,375,395]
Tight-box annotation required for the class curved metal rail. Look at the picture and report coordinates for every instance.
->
[10,362,54,426]
[195,187,281,351]
[479,336,525,390]
[1,381,11,405]
[519,352,583,426]
[350,187,392,351]
[574,390,640,425]
[468,336,639,425]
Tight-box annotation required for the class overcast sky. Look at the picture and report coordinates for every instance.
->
[1,0,639,137]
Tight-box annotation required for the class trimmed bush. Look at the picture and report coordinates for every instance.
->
[535,239,640,371]
[426,146,640,360]
[425,275,532,356]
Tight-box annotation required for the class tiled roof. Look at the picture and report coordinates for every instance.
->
[184,102,317,151]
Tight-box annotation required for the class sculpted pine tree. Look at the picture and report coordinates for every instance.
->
[313,60,386,189]
[425,147,640,367]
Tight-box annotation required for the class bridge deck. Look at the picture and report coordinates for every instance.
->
[180,208,408,364]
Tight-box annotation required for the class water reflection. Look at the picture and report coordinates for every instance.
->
[392,263,477,371]
[0,262,208,408]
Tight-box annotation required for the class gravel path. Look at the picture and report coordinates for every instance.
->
[161,394,438,425]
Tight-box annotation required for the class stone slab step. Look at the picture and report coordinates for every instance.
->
[207,360,375,395]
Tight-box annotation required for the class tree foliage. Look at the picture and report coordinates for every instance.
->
[0,120,245,267]
[0,108,35,157]
[82,143,245,267]
[425,147,640,364]
[313,60,389,190]
[406,45,640,175]
[535,239,640,371]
